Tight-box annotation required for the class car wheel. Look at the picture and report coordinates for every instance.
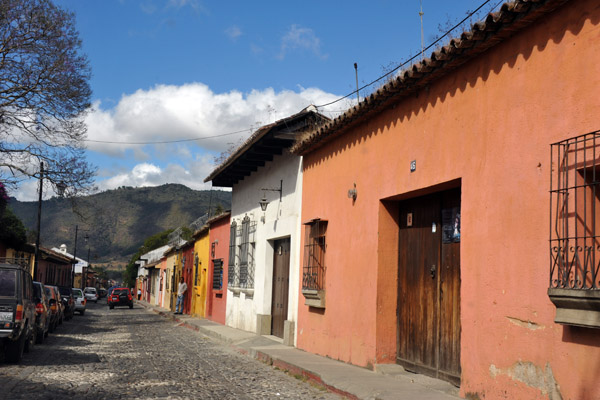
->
[5,333,26,363]
[109,305,114,309]
[80,310,85,315]
[129,304,133,309]
[24,326,35,353]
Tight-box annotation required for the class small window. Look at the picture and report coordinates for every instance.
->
[238,216,256,289]
[194,254,199,286]
[302,219,327,308]
[549,132,600,328]
[213,259,223,290]
[228,222,237,286]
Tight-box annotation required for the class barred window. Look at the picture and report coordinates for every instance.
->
[228,222,237,286]
[194,254,199,286]
[239,216,256,289]
[550,132,600,290]
[302,219,327,291]
[212,259,223,290]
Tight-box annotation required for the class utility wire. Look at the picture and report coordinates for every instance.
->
[83,0,501,146]
[84,127,253,145]
[314,0,497,109]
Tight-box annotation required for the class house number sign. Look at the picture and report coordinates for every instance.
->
[407,213,413,227]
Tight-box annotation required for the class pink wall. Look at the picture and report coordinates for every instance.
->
[297,1,600,399]
[207,213,230,324]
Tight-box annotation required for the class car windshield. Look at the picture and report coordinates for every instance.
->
[72,289,83,297]
[114,289,128,296]
[0,270,16,297]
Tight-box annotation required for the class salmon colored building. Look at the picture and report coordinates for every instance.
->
[206,212,230,324]
[292,0,600,398]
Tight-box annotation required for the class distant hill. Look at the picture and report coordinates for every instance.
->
[8,184,231,264]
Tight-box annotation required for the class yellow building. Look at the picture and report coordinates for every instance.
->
[191,227,209,317]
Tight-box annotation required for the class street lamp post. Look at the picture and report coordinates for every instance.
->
[33,162,43,281]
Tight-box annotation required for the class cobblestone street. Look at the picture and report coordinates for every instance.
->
[0,302,341,399]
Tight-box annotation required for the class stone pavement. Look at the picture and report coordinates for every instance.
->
[139,301,461,400]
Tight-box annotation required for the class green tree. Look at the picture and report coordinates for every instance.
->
[0,0,95,196]
[0,208,27,249]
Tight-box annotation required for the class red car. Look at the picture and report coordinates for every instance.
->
[108,288,133,309]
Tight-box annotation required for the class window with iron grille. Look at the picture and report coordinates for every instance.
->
[228,222,237,286]
[302,219,327,291]
[549,131,600,328]
[238,216,256,289]
[550,131,600,291]
[194,254,199,286]
[212,259,223,290]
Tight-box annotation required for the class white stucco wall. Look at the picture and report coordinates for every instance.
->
[226,151,302,345]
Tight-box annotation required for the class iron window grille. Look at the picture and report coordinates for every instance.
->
[228,221,238,287]
[194,254,199,286]
[213,259,223,290]
[302,219,327,291]
[550,131,600,290]
[238,216,256,289]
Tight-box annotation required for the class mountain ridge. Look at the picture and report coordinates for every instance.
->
[8,184,231,265]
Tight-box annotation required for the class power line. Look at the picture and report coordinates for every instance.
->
[314,0,497,109]
[84,127,253,145]
[83,0,501,146]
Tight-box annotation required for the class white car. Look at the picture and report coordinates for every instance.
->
[72,288,87,315]
[83,287,98,303]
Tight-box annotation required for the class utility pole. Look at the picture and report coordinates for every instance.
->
[354,63,360,104]
[419,0,425,60]
[33,162,43,281]
[72,225,78,288]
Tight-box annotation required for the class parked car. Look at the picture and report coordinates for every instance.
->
[108,288,133,309]
[0,263,36,363]
[44,285,63,332]
[71,288,86,315]
[57,286,74,320]
[98,288,107,298]
[32,282,50,344]
[83,287,98,303]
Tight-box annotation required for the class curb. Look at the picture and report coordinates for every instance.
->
[137,301,356,399]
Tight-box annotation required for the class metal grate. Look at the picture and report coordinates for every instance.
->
[302,220,327,291]
[238,217,256,289]
[228,222,238,286]
[550,131,600,290]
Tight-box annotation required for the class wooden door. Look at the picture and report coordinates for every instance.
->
[271,238,290,338]
[397,188,461,385]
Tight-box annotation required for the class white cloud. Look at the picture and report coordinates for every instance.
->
[225,25,242,40]
[278,25,327,60]
[84,83,341,157]
[96,155,216,192]
[12,83,344,201]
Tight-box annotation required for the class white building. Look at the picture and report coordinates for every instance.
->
[205,106,328,346]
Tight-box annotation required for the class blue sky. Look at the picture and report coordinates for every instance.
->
[16,0,501,200]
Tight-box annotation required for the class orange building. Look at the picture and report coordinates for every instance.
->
[293,0,600,398]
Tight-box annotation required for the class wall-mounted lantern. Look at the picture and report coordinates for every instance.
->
[259,179,283,211]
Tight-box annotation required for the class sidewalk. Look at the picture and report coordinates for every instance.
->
[137,300,460,400]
